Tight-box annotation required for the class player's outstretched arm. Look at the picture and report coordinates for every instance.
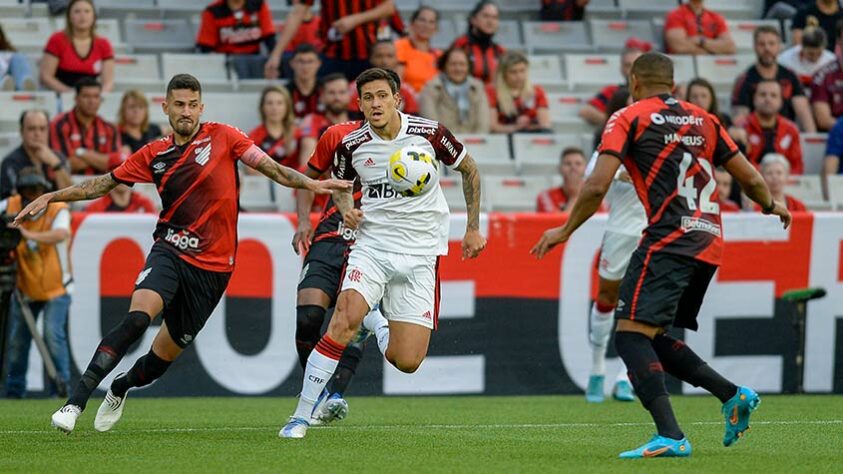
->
[531,153,619,259]
[13,174,118,226]
[455,154,486,259]
[723,152,792,229]
[243,145,351,194]
[292,167,322,256]
[334,185,363,230]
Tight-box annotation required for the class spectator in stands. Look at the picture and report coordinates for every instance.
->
[579,47,643,127]
[2,169,72,399]
[196,0,277,79]
[664,0,736,55]
[349,40,418,115]
[117,90,163,154]
[246,85,298,175]
[277,0,323,79]
[0,110,71,200]
[265,0,397,81]
[40,0,114,93]
[488,51,551,134]
[686,77,749,148]
[791,0,842,49]
[821,114,843,199]
[779,22,836,86]
[85,184,157,213]
[811,22,843,130]
[0,25,36,91]
[419,46,490,134]
[395,6,441,93]
[49,78,123,175]
[298,73,352,165]
[540,0,590,21]
[758,153,808,211]
[592,88,631,150]
[731,26,816,133]
[743,80,804,174]
[714,167,742,212]
[536,147,587,213]
[450,1,505,84]
[287,43,323,121]
[764,0,808,21]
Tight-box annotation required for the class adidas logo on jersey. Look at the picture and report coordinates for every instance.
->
[195,144,211,166]
[364,157,376,167]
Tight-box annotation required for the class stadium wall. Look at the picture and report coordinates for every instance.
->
[18,213,843,396]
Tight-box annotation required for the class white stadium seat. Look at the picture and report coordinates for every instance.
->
[826,175,843,210]
[0,18,52,50]
[239,175,277,212]
[197,92,262,132]
[431,19,459,50]
[669,55,697,84]
[0,93,56,132]
[564,54,621,92]
[496,20,523,49]
[546,93,591,124]
[456,134,515,176]
[786,175,827,209]
[113,54,161,83]
[528,55,565,88]
[523,22,592,54]
[620,0,679,19]
[694,55,756,87]
[125,19,195,53]
[512,133,582,175]
[162,53,230,83]
[484,176,554,212]
[0,132,21,159]
[800,133,828,175]
[589,20,655,53]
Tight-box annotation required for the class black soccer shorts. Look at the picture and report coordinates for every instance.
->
[615,247,718,331]
[134,243,231,348]
[297,240,349,305]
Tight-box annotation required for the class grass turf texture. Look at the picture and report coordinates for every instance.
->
[1,395,840,473]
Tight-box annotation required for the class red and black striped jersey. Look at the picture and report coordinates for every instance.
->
[450,34,505,84]
[49,108,123,175]
[111,122,254,272]
[287,81,324,120]
[303,0,386,61]
[540,0,587,21]
[196,0,276,55]
[248,124,299,168]
[598,94,739,266]
[306,121,364,245]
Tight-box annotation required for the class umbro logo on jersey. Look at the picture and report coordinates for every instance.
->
[153,162,167,174]
[195,144,211,166]
[364,158,376,167]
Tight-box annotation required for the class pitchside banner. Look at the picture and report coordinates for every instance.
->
[21,213,843,395]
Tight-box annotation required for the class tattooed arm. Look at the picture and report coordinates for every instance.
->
[13,174,118,226]
[335,185,363,230]
[241,144,351,194]
[455,154,485,259]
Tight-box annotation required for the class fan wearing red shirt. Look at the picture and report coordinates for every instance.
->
[248,85,299,171]
[265,0,397,81]
[531,53,790,458]
[196,0,277,55]
[450,1,505,84]
[40,0,114,93]
[25,73,349,435]
[664,0,736,55]
[49,78,123,175]
[742,80,804,174]
[536,147,587,213]
[757,153,808,212]
[286,44,324,120]
[488,51,551,133]
[579,48,643,127]
[85,185,157,213]
[348,40,419,116]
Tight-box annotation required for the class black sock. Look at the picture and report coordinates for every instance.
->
[328,342,364,396]
[651,334,738,403]
[67,311,150,410]
[111,350,172,398]
[295,305,326,369]
[615,331,684,440]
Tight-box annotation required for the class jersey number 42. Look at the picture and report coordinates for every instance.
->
[677,153,719,214]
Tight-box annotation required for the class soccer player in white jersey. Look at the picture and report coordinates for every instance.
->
[280,68,486,438]
[585,152,648,403]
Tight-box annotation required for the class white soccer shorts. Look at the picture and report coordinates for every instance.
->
[598,231,640,281]
[341,246,439,329]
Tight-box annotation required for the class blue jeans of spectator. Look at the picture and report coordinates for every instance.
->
[5,53,34,90]
[4,292,72,398]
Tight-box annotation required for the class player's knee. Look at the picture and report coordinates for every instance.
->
[387,351,425,374]
[296,305,326,337]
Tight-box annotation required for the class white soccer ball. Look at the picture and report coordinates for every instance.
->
[387,145,439,197]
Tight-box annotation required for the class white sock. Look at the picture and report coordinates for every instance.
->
[589,302,615,376]
[363,308,390,356]
[616,363,630,384]
[292,337,344,420]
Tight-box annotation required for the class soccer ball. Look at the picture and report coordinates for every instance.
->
[387,146,439,197]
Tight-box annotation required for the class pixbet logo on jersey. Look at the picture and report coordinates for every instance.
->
[165,228,200,251]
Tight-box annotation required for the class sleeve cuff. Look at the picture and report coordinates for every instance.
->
[447,148,468,170]
[109,172,133,187]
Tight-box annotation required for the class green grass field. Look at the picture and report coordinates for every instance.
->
[1,395,840,473]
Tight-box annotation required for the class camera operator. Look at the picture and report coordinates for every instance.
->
[2,169,71,398]
[0,109,71,200]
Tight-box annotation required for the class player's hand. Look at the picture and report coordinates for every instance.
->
[343,209,364,230]
[529,227,569,259]
[310,179,352,195]
[292,224,314,255]
[264,54,281,79]
[332,15,358,35]
[462,229,486,260]
[768,201,792,229]
[12,193,53,227]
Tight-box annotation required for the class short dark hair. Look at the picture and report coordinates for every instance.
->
[437,46,469,72]
[74,77,101,95]
[410,5,439,23]
[369,38,395,56]
[19,109,50,129]
[166,73,202,98]
[292,42,319,58]
[355,67,400,96]
[753,25,781,43]
[561,147,585,161]
[320,72,348,88]
[754,78,782,96]
[630,52,673,89]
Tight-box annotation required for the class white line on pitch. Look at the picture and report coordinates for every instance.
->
[2,419,841,435]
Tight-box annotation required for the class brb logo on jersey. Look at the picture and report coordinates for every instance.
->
[165,228,200,251]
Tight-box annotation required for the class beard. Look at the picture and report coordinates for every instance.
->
[170,117,197,137]
[325,103,348,116]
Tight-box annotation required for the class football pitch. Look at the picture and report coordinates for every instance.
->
[2,395,840,473]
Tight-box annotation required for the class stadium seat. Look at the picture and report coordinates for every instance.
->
[98,0,160,19]
[528,55,565,88]
[669,54,697,84]
[586,0,625,19]
[0,93,55,133]
[60,92,124,124]
[439,176,491,211]
[54,18,122,47]
[239,175,277,212]
[0,18,53,52]
[197,92,262,132]
[124,19,195,54]
[619,0,679,20]
[113,54,161,82]
[0,132,20,159]
[0,0,26,18]
[431,19,459,50]
[484,176,554,212]
[694,54,756,87]
[523,22,592,54]
[826,175,843,210]
[704,0,764,20]
[456,134,515,175]
[727,20,780,53]
[564,54,620,92]
[272,183,297,212]
[786,175,827,209]
[800,133,828,175]
[512,133,582,175]
[546,93,591,124]
[496,20,523,49]
[589,20,655,53]
[161,54,231,89]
